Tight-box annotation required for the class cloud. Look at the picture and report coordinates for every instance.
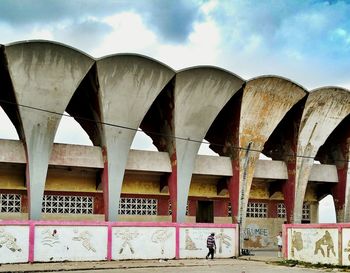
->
[0,0,204,44]
[54,19,113,52]
[207,0,350,88]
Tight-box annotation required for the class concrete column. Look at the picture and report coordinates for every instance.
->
[233,77,306,228]
[97,55,174,221]
[173,67,244,222]
[5,41,94,219]
[294,88,350,223]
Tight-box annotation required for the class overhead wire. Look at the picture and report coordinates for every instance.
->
[0,98,349,163]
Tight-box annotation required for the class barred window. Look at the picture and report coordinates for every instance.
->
[246,202,267,218]
[168,200,189,216]
[42,195,93,214]
[119,197,157,215]
[277,203,286,218]
[0,193,21,213]
[302,203,310,220]
[228,202,232,217]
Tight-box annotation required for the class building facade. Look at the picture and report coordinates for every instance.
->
[0,41,349,249]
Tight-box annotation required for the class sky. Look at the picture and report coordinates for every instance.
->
[0,0,348,222]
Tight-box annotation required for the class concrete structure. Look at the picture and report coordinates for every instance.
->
[0,41,350,246]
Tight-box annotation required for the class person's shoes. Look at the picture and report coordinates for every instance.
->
[205,256,208,259]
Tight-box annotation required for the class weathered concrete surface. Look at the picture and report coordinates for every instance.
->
[96,54,175,221]
[294,87,350,223]
[4,41,94,219]
[230,77,306,226]
[173,67,244,222]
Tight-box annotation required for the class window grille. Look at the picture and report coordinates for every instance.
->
[119,197,157,215]
[0,193,21,213]
[42,195,93,214]
[228,202,232,217]
[246,202,267,218]
[277,203,286,218]
[168,200,189,216]
[302,203,310,220]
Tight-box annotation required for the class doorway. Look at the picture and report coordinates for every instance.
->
[196,200,214,223]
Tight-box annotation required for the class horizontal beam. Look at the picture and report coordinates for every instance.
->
[0,139,339,182]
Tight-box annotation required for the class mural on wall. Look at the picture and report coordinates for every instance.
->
[115,229,139,254]
[288,228,338,265]
[179,227,235,259]
[184,229,201,250]
[112,227,175,260]
[243,224,271,248]
[41,229,60,247]
[314,231,336,258]
[290,231,303,257]
[341,228,350,265]
[0,226,29,264]
[216,228,232,254]
[35,226,108,262]
[72,230,96,252]
[151,229,172,255]
[0,228,22,252]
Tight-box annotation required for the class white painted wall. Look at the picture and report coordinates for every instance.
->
[34,226,108,262]
[179,227,235,258]
[0,226,29,263]
[287,228,338,265]
[112,227,176,260]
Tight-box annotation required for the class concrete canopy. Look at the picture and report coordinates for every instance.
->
[4,41,94,219]
[294,87,350,223]
[234,76,306,225]
[96,54,175,221]
[173,66,244,222]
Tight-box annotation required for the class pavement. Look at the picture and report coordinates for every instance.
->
[0,251,283,272]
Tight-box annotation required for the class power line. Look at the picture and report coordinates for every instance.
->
[0,98,349,163]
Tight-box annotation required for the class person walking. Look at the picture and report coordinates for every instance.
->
[206,232,216,259]
[277,231,283,258]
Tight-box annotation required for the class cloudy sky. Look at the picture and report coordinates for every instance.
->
[0,0,346,222]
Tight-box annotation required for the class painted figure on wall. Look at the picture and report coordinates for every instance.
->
[41,229,60,247]
[185,229,200,250]
[216,228,232,254]
[314,230,336,258]
[344,239,350,261]
[115,229,139,254]
[72,230,96,252]
[0,228,22,252]
[290,231,303,257]
[151,229,172,255]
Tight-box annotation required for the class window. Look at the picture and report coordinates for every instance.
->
[168,200,189,216]
[228,202,232,217]
[246,202,267,218]
[42,195,93,214]
[302,203,310,221]
[0,193,21,213]
[277,203,286,218]
[119,197,157,215]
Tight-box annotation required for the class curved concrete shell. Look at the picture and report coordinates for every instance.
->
[173,67,244,222]
[96,54,175,221]
[4,41,94,219]
[232,76,306,225]
[294,87,350,223]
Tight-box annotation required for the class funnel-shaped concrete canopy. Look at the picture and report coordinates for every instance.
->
[174,67,244,222]
[236,76,306,225]
[4,41,94,219]
[97,54,175,221]
[294,87,350,223]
